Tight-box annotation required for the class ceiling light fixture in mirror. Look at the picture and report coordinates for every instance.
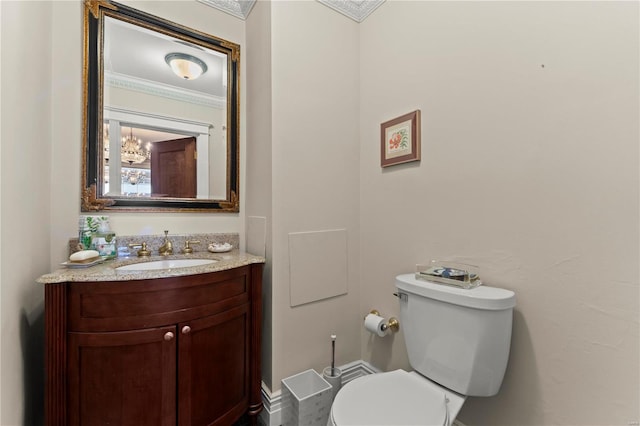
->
[165,53,208,80]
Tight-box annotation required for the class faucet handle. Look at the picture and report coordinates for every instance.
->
[182,240,201,254]
[128,242,151,257]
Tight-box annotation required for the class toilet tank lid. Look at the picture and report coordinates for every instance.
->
[395,274,516,310]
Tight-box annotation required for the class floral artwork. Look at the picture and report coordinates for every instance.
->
[387,128,409,151]
[380,110,421,167]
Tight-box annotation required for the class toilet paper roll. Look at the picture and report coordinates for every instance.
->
[364,313,387,337]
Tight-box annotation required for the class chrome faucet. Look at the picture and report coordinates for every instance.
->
[158,230,173,256]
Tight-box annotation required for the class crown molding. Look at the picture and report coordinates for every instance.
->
[197,0,257,20]
[317,0,385,22]
[105,71,225,109]
[198,0,384,22]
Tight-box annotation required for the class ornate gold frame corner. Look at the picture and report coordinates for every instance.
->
[82,184,115,211]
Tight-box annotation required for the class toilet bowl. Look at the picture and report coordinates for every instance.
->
[328,273,515,426]
[327,370,465,426]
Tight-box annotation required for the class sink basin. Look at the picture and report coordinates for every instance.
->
[115,258,217,272]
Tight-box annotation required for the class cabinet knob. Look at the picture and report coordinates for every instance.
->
[164,332,174,341]
[182,325,191,334]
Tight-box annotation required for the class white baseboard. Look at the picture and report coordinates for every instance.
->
[259,382,282,426]
[259,360,380,426]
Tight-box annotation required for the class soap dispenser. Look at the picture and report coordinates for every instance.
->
[86,216,117,259]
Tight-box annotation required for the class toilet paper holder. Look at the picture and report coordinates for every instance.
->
[365,309,400,333]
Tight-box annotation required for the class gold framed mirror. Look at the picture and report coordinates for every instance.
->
[82,0,240,212]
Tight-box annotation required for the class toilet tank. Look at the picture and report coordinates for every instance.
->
[395,273,516,397]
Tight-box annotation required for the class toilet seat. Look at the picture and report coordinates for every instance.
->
[329,370,465,426]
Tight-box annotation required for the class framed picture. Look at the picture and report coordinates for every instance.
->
[380,110,421,167]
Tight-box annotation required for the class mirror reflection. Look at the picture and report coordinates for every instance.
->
[82,0,240,212]
[104,124,200,198]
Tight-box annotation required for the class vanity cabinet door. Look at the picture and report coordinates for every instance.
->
[178,304,250,426]
[67,325,177,426]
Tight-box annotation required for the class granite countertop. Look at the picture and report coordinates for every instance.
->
[37,250,265,284]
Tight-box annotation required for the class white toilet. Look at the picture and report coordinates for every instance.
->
[328,273,516,426]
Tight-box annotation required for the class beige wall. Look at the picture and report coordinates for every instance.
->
[246,0,274,389]
[1,2,52,424]
[359,1,639,425]
[268,0,362,391]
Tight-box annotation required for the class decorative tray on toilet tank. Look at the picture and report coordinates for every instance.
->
[415,261,482,289]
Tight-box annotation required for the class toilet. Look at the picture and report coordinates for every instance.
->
[328,273,516,426]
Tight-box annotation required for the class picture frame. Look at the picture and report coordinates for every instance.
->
[380,110,421,167]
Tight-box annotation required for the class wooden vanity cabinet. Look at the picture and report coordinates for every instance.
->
[67,325,177,426]
[45,264,263,426]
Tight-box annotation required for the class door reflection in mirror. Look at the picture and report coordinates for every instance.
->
[103,123,195,197]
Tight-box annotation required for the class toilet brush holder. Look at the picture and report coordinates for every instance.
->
[322,366,342,402]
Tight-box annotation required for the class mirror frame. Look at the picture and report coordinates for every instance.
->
[82,0,240,212]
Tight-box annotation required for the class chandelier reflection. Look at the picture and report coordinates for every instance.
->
[121,127,151,165]
[122,169,148,185]
[103,124,152,165]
